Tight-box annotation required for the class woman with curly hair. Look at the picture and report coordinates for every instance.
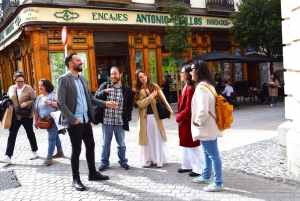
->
[190,60,224,192]
[133,69,173,168]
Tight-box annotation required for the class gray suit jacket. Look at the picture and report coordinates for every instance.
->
[57,72,106,128]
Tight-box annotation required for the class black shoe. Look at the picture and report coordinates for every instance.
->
[99,165,108,172]
[189,171,201,177]
[88,172,110,181]
[178,168,192,173]
[72,178,86,191]
[121,164,129,170]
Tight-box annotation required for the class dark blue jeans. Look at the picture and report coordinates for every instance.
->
[67,122,97,179]
[5,117,38,157]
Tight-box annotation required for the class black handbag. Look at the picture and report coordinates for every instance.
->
[156,100,170,119]
[15,90,31,118]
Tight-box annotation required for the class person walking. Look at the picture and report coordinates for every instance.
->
[161,76,170,103]
[0,72,38,164]
[190,60,224,192]
[133,69,173,168]
[176,66,204,177]
[57,53,117,191]
[267,73,279,108]
[95,66,133,172]
[34,79,63,166]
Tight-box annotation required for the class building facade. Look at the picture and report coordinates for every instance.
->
[0,0,242,99]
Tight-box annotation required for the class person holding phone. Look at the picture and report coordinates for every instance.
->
[267,73,279,108]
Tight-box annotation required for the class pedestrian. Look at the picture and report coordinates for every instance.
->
[133,69,173,168]
[0,72,38,164]
[176,65,204,177]
[34,79,63,166]
[267,73,279,108]
[214,73,223,94]
[190,60,224,192]
[256,81,269,104]
[94,66,133,172]
[161,76,170,102]
[221,81,234,102]
[57,53,117,191]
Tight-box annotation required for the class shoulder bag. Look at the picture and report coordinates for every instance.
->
[156,99,170,120]
[15,88,31,118]
[36,97,53,129]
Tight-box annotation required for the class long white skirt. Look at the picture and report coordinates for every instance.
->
[139,114,170,165]
[181,146,204,174]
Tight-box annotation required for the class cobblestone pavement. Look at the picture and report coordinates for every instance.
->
[1,100,300,201]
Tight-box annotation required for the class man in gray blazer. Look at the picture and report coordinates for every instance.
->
[57,53,118,191]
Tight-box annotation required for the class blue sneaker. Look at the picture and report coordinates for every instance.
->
[192,176,211,184]
[203,183,224,192]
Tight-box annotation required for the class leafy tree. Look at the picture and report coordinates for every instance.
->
[164,0,191,64]
[230,0,282,57]
[164,0,191,99]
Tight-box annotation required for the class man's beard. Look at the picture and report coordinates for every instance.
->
[74,65,83,72]
[111,76,121,84]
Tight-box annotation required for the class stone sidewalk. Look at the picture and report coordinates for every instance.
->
[1,101,300,201]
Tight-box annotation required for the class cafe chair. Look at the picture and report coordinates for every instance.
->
[243,91,255,105]
[229,92,239,110]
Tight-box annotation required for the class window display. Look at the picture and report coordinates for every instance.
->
[149,50,157,83]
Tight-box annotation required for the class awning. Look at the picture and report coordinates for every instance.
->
[0,30,22,51]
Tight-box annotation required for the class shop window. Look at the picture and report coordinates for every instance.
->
[161,57,182,92]
[192,49,197,58]
[234,48,243,81]
[49,52,65,91]
[149,50,157,83]
[192,38,197,43]
[135,50,143,70]
[212,61,231,82]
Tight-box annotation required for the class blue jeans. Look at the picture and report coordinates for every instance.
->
[46,122,63,158]
[201,139,223,186]
[101,124,127,166]
[271,96,277,105]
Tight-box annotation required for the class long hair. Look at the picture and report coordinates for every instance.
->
[133,69,156,103]
[182,65,194,87]
[192,60,216,86]
[271,73,276,82]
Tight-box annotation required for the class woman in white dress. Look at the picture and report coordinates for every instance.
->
[133,69,173,168]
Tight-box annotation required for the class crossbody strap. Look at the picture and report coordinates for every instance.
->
[198,83,218,121]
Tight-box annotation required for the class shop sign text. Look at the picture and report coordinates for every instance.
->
[73,38,86,43]
[48,38,62,44]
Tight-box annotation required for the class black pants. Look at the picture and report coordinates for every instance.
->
[67,122,97,179]
[256,93,266,103]
[5,117,38,157]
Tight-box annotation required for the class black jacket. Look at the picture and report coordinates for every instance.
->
[94,82,133,131]
[0,95,12,119]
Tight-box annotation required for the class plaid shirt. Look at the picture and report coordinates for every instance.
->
[103,85,124,125]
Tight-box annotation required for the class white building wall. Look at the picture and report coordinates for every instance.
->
[281,0,300,176]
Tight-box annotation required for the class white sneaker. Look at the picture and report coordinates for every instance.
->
[270,104,273,108]
[157,163,164,168]
[30,151,38,160]
[0,155,12,164]
[142,161,152,168]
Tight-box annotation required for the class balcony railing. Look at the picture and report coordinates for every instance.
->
[1,0,20,16]
[155,0,191,9]
[206,0,234,9]
[206,0,234,13]
[86,0,131,4]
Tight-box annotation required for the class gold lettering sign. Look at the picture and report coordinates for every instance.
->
[135,38,142,43]
[148,38,155,43]
[48,38,62,44]
[73,38,86,43]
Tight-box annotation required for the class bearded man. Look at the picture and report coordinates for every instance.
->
[57,53,118,191]
[94,66,133,172]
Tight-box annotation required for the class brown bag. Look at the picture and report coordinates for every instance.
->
[37,117,53,129]
[1,107,13,129]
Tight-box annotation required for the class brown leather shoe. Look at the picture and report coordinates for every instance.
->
[52,152,64,158]
[44,158,52,165]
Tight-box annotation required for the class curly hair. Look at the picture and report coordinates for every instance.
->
[192,60,216,86]
[39,79,54,93]
[133,69,156,103]
[182,65,194,87]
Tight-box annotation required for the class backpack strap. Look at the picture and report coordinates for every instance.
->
[197,83,218,121]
